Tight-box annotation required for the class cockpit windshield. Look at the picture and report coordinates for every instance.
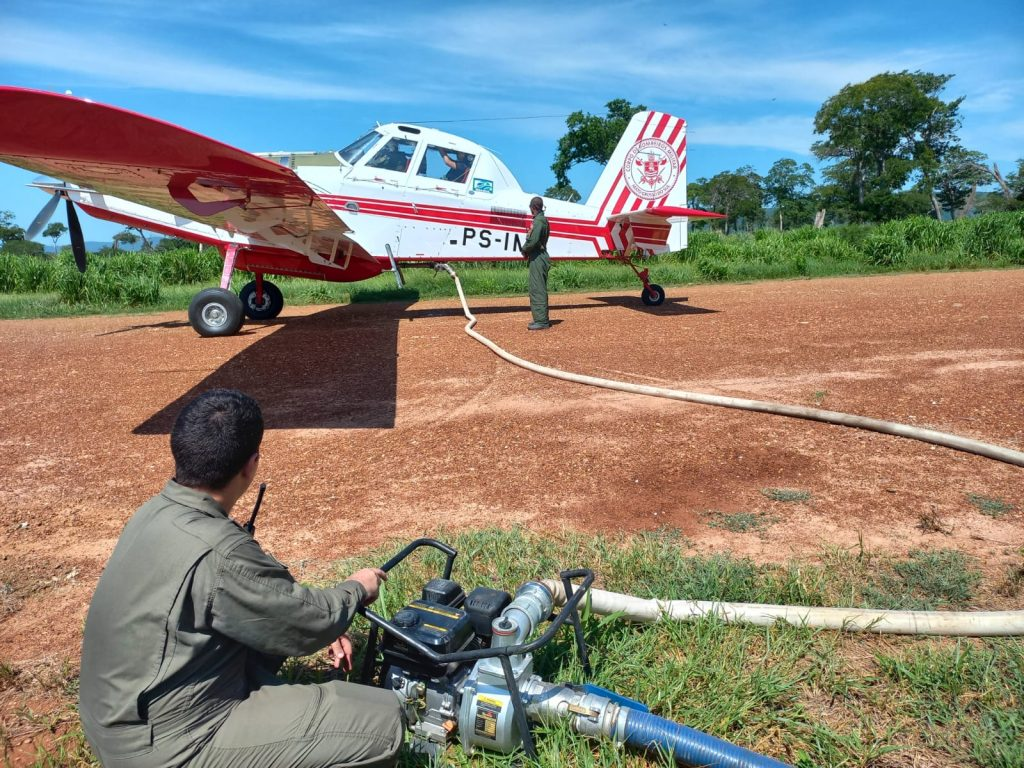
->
[338,130,382,165]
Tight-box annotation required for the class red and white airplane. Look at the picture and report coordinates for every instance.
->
[0,86,723,336]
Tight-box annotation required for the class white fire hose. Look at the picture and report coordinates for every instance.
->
[542,581,1024,636]
[435,264,1024,468]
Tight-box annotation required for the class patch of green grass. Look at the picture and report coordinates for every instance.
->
[876,640,1024,766]
[704,510,778,535]
[762,488,812,503]
[861,549,981,610]
[966,493,1015,518]
[15,528,1024,767]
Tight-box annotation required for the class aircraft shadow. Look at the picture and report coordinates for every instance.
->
[401,295,717,320]
[133,294,717,434]
[587,295,716,315]
[133,301,416,434]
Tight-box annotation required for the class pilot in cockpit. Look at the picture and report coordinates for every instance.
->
[439,150,471,183]
[367,140,411,173]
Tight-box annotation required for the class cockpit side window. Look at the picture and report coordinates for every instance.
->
[338,130,382,165]
[366,138,418,173]
[419,146,475,184]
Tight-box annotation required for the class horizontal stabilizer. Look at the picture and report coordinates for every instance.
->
[606,206,725,254]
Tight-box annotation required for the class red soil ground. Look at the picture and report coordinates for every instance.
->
[1,270,1021,758]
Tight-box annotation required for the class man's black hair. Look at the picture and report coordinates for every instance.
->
[170,389,264,490]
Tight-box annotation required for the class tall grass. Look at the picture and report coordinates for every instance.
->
[1,212,1022,319]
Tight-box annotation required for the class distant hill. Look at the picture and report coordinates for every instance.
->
[46,237,164,254]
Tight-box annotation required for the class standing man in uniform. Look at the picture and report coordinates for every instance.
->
[79,389,404,768]
[520,195,551,330]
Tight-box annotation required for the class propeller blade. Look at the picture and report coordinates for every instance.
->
[25,192,62,241]
[66,199,87,273]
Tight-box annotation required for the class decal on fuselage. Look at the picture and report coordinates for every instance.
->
[450,227,525,252]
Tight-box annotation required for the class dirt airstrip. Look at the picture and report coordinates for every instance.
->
[0,270,1022,745]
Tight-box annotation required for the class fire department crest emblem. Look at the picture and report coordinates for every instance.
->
[623,138,679,200]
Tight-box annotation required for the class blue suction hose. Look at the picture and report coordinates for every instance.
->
[623,709,792,768]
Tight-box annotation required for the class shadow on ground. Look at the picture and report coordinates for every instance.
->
[133,295,717,434]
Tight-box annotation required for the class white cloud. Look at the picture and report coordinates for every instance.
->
[0,20,402,102]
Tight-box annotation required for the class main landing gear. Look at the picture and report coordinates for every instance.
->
[187,245,284,337]
[611,251,666,307]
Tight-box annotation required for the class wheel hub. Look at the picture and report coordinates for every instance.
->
[201,302,228,328]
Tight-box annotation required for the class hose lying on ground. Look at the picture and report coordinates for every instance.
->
[435,264,1024,468]
[542,581,1024,636]
[623,709,792,768]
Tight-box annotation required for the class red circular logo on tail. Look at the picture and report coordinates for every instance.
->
[623,138,679,200]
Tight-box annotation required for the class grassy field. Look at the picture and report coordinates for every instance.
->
[1,211,1022,319]
[5,527,1022,767]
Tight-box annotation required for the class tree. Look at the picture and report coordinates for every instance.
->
[812,71,964,221]
[689,167,764,234]
[128,226,154,251]
[932,147,992,219]
[763,159,817,229]
[543,182,582,203]
[549,98,647,201]
[0,210,25,246]
[43,222,68,254]
[111,229,138,252]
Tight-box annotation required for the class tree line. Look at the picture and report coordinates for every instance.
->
[3,71,1022,254]
[546,73,1023,234]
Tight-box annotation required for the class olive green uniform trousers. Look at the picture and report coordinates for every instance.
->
[80,481,403,768]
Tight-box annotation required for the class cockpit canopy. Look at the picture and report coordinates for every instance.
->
[261,124,523,198]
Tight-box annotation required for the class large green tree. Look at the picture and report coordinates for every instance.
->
[688,166,764,233]
[546,99,646,202]
[812,71,963,221]
[763,158,817,229]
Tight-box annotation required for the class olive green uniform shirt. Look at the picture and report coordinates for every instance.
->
[79,481,373,767]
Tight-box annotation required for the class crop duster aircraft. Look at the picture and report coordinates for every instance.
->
[0,87,724,336]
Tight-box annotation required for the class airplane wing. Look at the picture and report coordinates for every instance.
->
[607,205,725,253]
[0,87,365,268]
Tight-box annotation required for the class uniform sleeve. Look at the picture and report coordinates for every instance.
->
[521,218,542,256]
[206,538,368,658]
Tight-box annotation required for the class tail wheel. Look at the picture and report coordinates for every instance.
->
[240,280,284,320]
[188,288,245,337]
[641,283,665,306]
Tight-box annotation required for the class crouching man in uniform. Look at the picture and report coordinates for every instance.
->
[79,389,404,768]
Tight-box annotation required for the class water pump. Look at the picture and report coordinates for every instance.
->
[358,538,791,768]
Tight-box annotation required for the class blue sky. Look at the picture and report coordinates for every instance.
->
[1,0,1021,245]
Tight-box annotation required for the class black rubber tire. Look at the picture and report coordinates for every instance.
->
[240,280,284,320]
[641,283,666,306]
[188,288,245,337]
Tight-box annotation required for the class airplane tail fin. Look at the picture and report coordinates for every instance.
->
[585,111,689,218]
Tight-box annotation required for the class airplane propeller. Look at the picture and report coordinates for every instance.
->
[25,186,88,273]
[65,197,87,273]
[25,191,61,240]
